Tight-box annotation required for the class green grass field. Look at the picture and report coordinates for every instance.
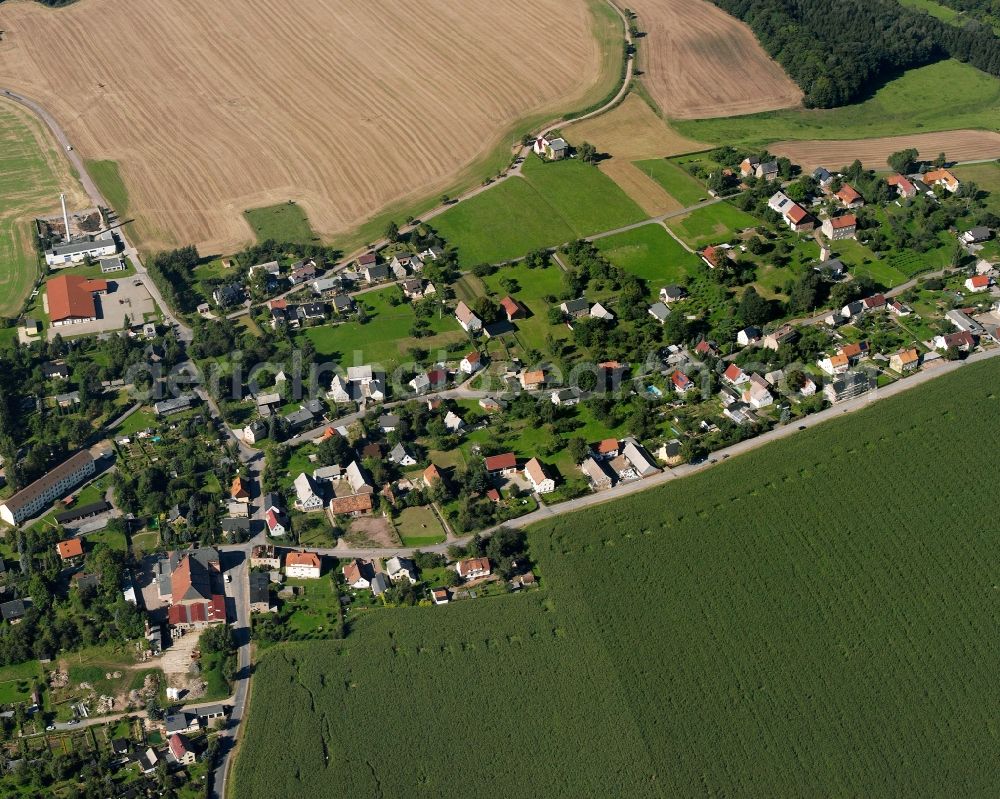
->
[434,157,646,265]
[0,100,82,318]
[302,285,464,368]
[243,201,317,245]
[675,60,1000,147]
[633,158,712,206]
[954,161,1000,213]
[86,160,130,217]
[593,223,703,286]
[235,356,1000,797]
[665,202,759,249]
[897,0,962,22]
[393,505,447,547]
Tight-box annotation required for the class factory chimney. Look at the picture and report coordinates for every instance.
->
[60,193,72,242]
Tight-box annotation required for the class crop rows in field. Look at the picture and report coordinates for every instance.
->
[235,358,1000,797]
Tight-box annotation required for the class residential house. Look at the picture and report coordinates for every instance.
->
[815,258,847,279]
[862,294,886,312]
[42,361,70,380]
[559,298,590,319]
[479,396,504,413]
[295,303,326,325]
[739,156,760,177]
[742,374,773,409]
[522,457,554,491]
[621,438,659,477]
[379,414,400,433]
[590,302,615,321]
[363,264,391,284]
[230,476,250,501]
[694,339,718,358]
[836,184,864,208]
[265,508,286,537]
[357,252,377,270]
[485,452,518,476]
[344,461,374,495]
[961,226,992,245]
[212,283,243,308]
[56,538,84,563]
[581,457,614,490]
[671,370,694,394]
[946,309,984,334]
[251,545,281,570]
[456,557,491,580]
[460,351,483,374]
[249,572,274,614]
[648,302,670,324]
[288,262,318,285]
[285,551,322,579]
[343,559,375,589]
[594,438,619,459]
[824,371,876,403]
[933,330,976,352]
[659,285,686,304]
[768,191,813,231]
[499,296,526,321]
[656,439,683,466]
[455,301,482,333]
[737,326,761,347]
[332,294,355,315]
[722,363,748,386]
[551,388,581,406]
[608,455,640,482]
[924,167,960,193]
[966,275,992,293]
[389,443,417,466]
[370,573,391,597]
[227,500,250,518]
[533,135,568,160]
[813,166,834,188]
[890,348,920,373]
[888,299,913,316]
[284,408,313,430]
[242,421,266,445]
[821,214,857,240]
[887,174,917,199]
[519,369,546,390]
[293,473,323,511]
[422,463,443,487]
[762,324,798,352]
[328,493,374,517]
[444,410,465,432]
[386,556,418,585]
[431,588,450,605]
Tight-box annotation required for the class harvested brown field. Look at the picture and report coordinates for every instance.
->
[627,0,801,120]
[567,94,705,214]
[0,0,606,254]
[770,130,1000,171]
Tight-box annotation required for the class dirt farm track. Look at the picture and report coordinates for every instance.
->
[0,0,604,253]
[770,130,1000,171]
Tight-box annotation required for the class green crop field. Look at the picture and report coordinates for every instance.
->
[434,157,646,265]
[666,202,759,249]
[244,201,317,245]
[675,60,1000,147]
[594,223,703,286]
[234,356,1000,797]
[0,100,83,318]
[633,158,712,206]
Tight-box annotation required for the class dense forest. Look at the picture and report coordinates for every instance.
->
[710,0,1000,106]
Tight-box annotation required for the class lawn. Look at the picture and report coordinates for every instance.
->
[0,100,82,318]
[433,176,574,265]
[434,156,647,265]
[954,161,1000,214]
[665,202,760,249]
[593,223,703,286]
[392,505,446,547]
[113,408,157,436]
[86,159,130,217]
[243,201,318,245]
[283,577,342,639]
[519,155,646,235]
[302,285,465,368]
[897,0,962,23]
[675,60,1000,147]
[0,660,43,704]
[633,158,712,206]
[236,356,1000,797]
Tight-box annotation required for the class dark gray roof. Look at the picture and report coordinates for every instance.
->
[371,573,390,596]
[249,571,270,604]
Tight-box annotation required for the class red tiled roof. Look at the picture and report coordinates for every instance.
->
[286,551,321,569]
[329,493,373,514]
[464,350,481,364]
[671,370,692,390]
[486,488,501,502]
[786,204,809,223]
[268,298,287,310]
[457,557,491,578]
[829,215,857,229]
[970,275,991,288]
[499,296,521,317]
[723,363,744,382]
[57,538,84,559]
[484,452,517,471]
[47,275,106,322]
[423,464,442,484]
[836,184,862,204]
[596,438,618,455]
[169,734,189,760]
